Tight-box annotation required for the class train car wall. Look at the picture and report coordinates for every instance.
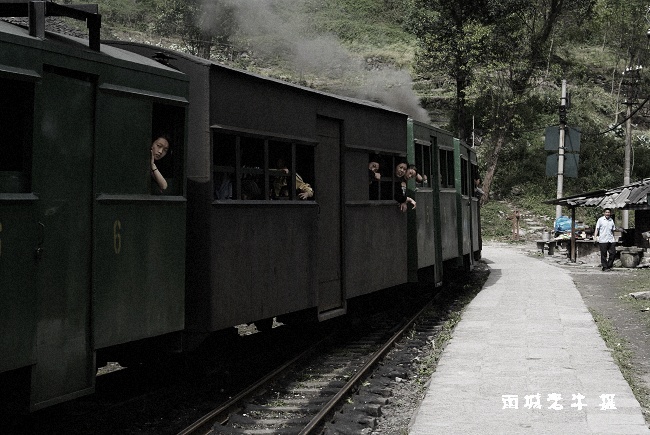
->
[407,120,444,285]
[0,21,189,411]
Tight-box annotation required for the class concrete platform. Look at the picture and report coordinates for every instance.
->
[409,243,650,434]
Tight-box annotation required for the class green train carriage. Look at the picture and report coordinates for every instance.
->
[0,3,188,411]
[405,119,482,283]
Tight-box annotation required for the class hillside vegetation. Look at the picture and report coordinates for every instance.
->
[65,0,650,228]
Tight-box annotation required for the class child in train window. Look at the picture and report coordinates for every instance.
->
[151,134,171,192]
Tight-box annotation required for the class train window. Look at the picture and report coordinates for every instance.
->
[152,103,185,195]
[0,79,33,193]
[461,158,469,196]
[374,155,407,201]
[368,153,404,200]
[379,155,394,200]
[414,143,432,188]
[293,143,315,200]
[214,133,236,200]
[240,136,265,200]
[213,131,315,201]
[471,163,481,198]
[439,149,455,189]
[368,153,383,200]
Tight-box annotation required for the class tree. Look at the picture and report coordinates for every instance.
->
[587,0,649,65]
[153,0,236,59]
[411,0,597,204]
[408,0,494,143]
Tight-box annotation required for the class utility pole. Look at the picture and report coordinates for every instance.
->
[556,80,567,219]
[623,98,632,228]
[621,65,641,229]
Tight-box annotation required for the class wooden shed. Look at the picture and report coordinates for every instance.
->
[546,178,650,261]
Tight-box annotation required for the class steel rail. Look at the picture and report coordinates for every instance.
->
[179,293,436,435]
[299,297,435,434]
[177,333,334,435]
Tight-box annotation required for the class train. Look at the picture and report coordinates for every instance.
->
[0,2,480,413]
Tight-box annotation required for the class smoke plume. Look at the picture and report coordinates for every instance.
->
[199,0,430,123]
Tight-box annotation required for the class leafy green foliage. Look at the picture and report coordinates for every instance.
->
[480,200,519,241]
[72,0,157,31]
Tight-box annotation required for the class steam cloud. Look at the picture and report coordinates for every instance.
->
[199,0,429,123]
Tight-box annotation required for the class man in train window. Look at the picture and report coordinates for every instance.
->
[272,158,314,200]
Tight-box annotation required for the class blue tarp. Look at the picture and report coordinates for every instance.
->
[554,216,572,232]
[554,216,586,233]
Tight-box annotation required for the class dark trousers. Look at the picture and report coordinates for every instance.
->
[599,242,616,269]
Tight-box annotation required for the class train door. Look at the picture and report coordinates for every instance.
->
[316,116,344,317]
[30,69,95,409]
[0,73,38,377]
[471,161,482,258]
[458,147,474,269]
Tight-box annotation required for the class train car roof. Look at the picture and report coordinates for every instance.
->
[0,20,184,78]
[105,41,407,117]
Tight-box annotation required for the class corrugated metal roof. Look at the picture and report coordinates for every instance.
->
[545,178,650,209]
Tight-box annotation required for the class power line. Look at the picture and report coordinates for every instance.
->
[591,96,650,136]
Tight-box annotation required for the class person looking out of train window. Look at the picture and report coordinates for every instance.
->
[474,177,485,199]
[273,158,314,200]
[369,155,381,200]
[406,164,426,186]
[151,135,170,192]
[394,161,416,212]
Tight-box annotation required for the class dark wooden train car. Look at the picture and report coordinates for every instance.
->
[107,42,409,335]
[0,5,188,410]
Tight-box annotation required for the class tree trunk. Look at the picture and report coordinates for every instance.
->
[480,131,507,205]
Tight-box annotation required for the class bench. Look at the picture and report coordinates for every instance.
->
[536,240,557,255]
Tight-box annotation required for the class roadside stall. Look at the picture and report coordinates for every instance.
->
[545,178,650,265]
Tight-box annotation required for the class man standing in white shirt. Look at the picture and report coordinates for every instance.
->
[594,208,617,271]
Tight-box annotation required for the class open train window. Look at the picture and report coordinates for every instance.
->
[461,158,469,196]
[0,78,33,193]
[152,103,185,195]
[471,163,481,198]
[413,141,432,188]
[368,153,381,200]
[213,130,315,201]
[367,154,408,201]
[374,155,406,201]
[439,148,455,189]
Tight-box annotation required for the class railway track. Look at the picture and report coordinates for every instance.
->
[10,264,488,435]
[179,291,445,435]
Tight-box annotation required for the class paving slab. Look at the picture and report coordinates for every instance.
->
[409,243,650,434]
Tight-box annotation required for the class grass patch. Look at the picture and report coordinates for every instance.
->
[618,272,650,332]
[590,308,650,419]
[480,200,536,243]
[480,200,516,241]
